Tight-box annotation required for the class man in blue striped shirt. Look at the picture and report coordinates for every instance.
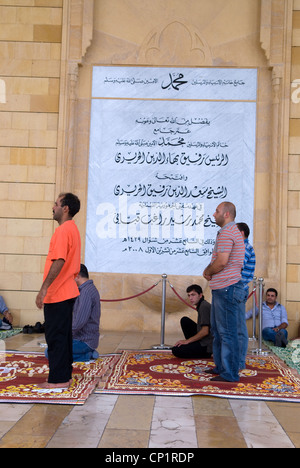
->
[72,264,101,362]
[237,223,256,289]
[236,222,256,370]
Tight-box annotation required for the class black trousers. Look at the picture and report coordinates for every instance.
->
[44,299,74,383]
[172,316,212,359]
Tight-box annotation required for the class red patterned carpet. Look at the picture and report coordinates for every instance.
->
[0,352,118,405]
[96,350,300,402]
[1,350,299,404]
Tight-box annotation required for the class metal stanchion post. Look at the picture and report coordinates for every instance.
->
[0,338,5,366]
[257,277,264,351]
[248,277,257,342]
[152,274,171,350]
[253,277,270,356]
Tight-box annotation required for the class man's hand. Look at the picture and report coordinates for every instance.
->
[203,251,230,281]
[36,287,47,309]
[3,311,13,324]
[203,267,212,281]
[35,258,65,309]
[174,339,189,347]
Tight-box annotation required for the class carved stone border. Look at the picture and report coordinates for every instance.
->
[56,0,94,194]
[260,0,292,297]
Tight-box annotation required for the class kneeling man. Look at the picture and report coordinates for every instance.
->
[72,264,101,361]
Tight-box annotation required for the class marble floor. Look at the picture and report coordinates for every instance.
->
[0,330,299,449]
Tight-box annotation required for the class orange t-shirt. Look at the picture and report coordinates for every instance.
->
[43,220,81,304]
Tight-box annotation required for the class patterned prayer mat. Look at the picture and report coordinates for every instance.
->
[0,352,118,405]
[96,350,300,402]
[0,328,22,340]
[264,340,300,376]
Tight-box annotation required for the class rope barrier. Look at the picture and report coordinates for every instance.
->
[98,274,265,354]
[100,281,161,302]
[247,289,258,305]
[247,290,254,300]
[168,282,197,310]
[169,281,259,315]
[99,277,258,308]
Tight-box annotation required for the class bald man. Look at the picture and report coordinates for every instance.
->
[203,202,246,382]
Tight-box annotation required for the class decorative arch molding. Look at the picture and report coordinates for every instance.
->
[56,0,94,193]
[138,20,213,66]
[259,0,293,294]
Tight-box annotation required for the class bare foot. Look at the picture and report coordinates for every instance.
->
[38,381,70,389]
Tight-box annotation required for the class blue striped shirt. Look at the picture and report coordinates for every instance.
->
[72,280,101,350]
[241,238,256,289]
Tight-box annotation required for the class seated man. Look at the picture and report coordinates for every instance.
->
[172,284,213,359]
[246,288,288,347]
[0,296,13,330]
[72,264,101,362]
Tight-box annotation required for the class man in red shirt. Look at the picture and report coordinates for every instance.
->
[36,193,81,388]
[203,202,246,382]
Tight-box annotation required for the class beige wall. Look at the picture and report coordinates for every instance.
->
[0,0,63,326]
[0,0,299,338]
[288,0,300,337]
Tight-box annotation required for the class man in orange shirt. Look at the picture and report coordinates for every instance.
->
[36,193,81,389]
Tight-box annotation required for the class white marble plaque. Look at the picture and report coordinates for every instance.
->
[92,66,257,101]
[86,67,257,275]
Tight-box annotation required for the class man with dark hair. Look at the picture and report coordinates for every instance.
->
[72,264,101,362]
[172,284,213,359]
[36,193,81,388]
[236,222,256,370]
[59,192,80,217]
[236,222,256,288]
[246,288,289,347]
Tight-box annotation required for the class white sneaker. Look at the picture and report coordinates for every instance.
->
[0,323,12,330]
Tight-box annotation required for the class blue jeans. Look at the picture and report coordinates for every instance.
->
[238,286,249,370]
[72,340,99,362]
[211,281,248,382]
[262,327,288,345]
[45,339,99,363]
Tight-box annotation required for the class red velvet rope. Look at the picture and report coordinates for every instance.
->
[247,288,258,305]
[169,283,257,310]
[168,284,197,310]
[100,282,160,302]
[100,280,258,307]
